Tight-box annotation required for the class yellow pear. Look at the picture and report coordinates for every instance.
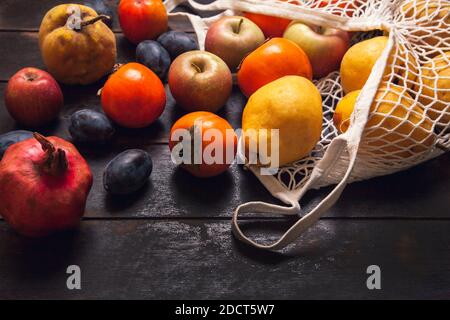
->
[334,85,436,159]
[340,36,388,94]
[242,76,323,167]
[415,52,450,126]
[400,0,449,51]
[333,90,360,133]
[340,36,418,93]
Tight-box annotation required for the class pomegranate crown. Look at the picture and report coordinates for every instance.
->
[33,132,68,175]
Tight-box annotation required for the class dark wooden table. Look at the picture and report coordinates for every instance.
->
[0,0,449,300]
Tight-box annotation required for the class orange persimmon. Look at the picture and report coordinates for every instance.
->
[237,38,313,97]
[169,112,238,178]
[101,63,166,128]
[243,0,306,38]
[243,12,292,38]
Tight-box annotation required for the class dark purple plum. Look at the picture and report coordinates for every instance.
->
[136,40,171,80]
[83,0,114,28]
[0,130,33,160]
[69,109,115,143]
[103,149,153,195]
[157,31,199,60]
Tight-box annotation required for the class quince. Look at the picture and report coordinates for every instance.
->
[39,4,116,85]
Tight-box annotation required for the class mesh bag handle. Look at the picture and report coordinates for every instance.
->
[165,0,395,250]
[164,1,449,250]
[166,0,394,34]
[232,33,396,250]
[232,137,354,250]
[164,0,388,51]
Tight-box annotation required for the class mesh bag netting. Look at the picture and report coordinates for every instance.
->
[164,0,450,250]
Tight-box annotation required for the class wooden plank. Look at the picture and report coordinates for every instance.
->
[0,219,449,299]
[83,144,279,218]
[1,28,450,220]
[0,83,246,143]
[0,0,216,31]
[2,0,448,302]
[82,147,450,219]
[0,82,274,220]
[2,81,450,219]
[0,129,449,219]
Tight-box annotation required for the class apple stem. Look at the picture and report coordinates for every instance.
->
[235,18,244,34]
[191,63,202,74]
[25,72,38,81]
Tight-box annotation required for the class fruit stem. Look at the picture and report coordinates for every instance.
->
[33,133,68,176]
[74,14,111,31]
[316,25,324,34]
[191,63,202,73]
[112,63,124,73]
[234,18,244,34]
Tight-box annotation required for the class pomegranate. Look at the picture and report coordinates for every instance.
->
[0,133,93,237]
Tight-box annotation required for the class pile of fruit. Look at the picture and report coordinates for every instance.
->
[0,0,448,237]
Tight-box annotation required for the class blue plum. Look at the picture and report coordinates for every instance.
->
[69,109,115,143]
[136,40,171,80]
[157,31,199,60]
[0,130,33,160]
[103,149,153,195]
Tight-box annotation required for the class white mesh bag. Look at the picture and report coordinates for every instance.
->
[164,0,450,250]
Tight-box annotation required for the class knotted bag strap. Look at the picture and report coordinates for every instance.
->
[164,0,396,250]
[232,33,396,250]
[232,137,356,250]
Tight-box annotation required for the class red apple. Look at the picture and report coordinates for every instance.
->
[4,67,63,127]
[284,22,350,79]
[205,16,265,71]
[168,51,232,113]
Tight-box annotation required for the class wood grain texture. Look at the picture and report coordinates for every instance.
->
[0,0,216,31]
[65,148,450,219]
[0,219,449,299]
[1,0,450,300]
[0,82,246,143]
[1,78,450,218]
